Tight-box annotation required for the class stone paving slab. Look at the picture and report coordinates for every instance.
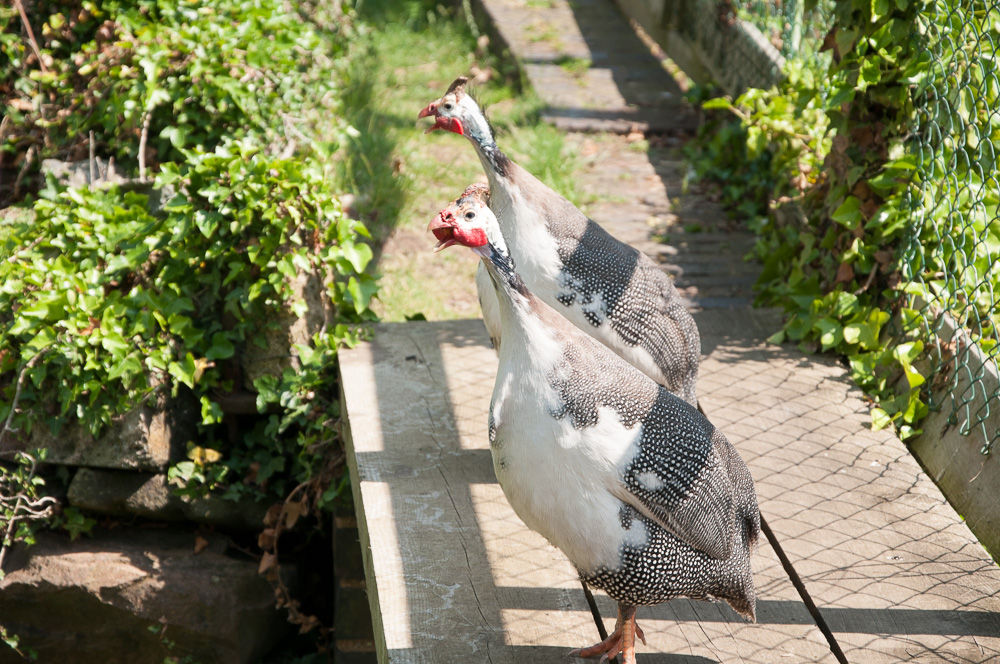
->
[694,308,1000,663]
[568,133,759,308]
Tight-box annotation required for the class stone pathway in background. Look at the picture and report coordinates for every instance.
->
[474,0,760,308]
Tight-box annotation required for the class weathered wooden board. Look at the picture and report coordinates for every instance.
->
[693,308,1000,664]
[908,309,1000,561]
[340,319,833,663]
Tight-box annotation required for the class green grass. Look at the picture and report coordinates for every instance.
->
[334,0,583,324]
[555,55,591,78]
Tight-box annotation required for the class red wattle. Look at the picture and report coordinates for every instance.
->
[454,226,487,247]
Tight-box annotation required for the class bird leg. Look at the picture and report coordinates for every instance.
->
[568,603,644,663]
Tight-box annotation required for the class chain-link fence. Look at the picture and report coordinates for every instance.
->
[903,1,1000,454]
[737,0,833,59]
[731,0,999,454]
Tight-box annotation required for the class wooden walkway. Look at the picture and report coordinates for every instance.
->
[339,315,1000,663]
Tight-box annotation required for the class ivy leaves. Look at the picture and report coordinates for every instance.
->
[0,139,374,444]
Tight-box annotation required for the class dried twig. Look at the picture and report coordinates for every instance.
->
[0,114,10,173]
[13,0,47,73]
[0,351,56,576]
[0,453,57,575]
[12,144,35,199]
[138,108,153,181]
[89,131,97,184]
[257,446,344,639]
[854,265,879,295]
[0,351,48,449]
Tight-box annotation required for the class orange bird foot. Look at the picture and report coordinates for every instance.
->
[568,604,644,663]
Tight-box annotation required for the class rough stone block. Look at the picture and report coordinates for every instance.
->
[5,399,196,471]
[0,528,291,664]
[67,468,269,531]
[40,157,125,188]
[241,266,333,392]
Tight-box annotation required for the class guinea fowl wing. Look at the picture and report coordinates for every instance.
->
[548,325,740,561]
[615,422,738,561]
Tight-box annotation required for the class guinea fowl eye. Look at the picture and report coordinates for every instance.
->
[465,212,475,219]
[443,102,453,111]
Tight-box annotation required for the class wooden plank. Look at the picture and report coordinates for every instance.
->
[340,319,833,662]
[340,319,597,663]
[908,308,1000,560]
[693,308,1000,664]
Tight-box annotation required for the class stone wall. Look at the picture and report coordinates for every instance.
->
[615,0,784,96]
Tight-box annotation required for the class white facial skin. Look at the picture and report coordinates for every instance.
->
[424,91,495,147]
[453,196,506,253]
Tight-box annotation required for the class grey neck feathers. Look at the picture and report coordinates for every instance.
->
[479,242,529,307]
[465,110,511,179]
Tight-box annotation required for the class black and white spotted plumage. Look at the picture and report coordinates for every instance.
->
[430,197,760,632]
[420,77,701,406]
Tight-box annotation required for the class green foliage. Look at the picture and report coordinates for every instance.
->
[1,0,347,196]
[1,141,372,443]
[1,624,37,661]
[55,506,97,541]
[2,0,377,514]
[0,451,55,568]
[688,0,1000,442]
[1,0,375,656]
[1,139,374,502]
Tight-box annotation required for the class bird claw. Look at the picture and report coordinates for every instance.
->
[568,634,623,661]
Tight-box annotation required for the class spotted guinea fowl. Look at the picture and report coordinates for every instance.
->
[429,189,760,663]
[419,77,701,406]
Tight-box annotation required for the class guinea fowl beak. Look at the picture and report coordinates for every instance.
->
[418,101,465,135]
[418,102,437,119]
[428,211,458,252]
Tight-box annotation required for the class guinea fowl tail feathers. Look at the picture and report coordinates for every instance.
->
[726,589,758,624]
[731,504,760,623]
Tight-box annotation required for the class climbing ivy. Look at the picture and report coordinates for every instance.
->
[689,0,976,440]
[1,138,375,492]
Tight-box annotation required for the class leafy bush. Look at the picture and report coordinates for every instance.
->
[1,0,347,202]
[1,0,377,652]
[2,135,374,490]
[2,0,377,520]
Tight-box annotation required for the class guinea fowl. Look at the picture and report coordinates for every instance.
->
[419,77,701,406]
[429,188,760,663]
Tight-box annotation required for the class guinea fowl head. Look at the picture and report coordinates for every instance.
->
[429,184,524,296]
[418,77,495,146]
[428,183,496,253]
